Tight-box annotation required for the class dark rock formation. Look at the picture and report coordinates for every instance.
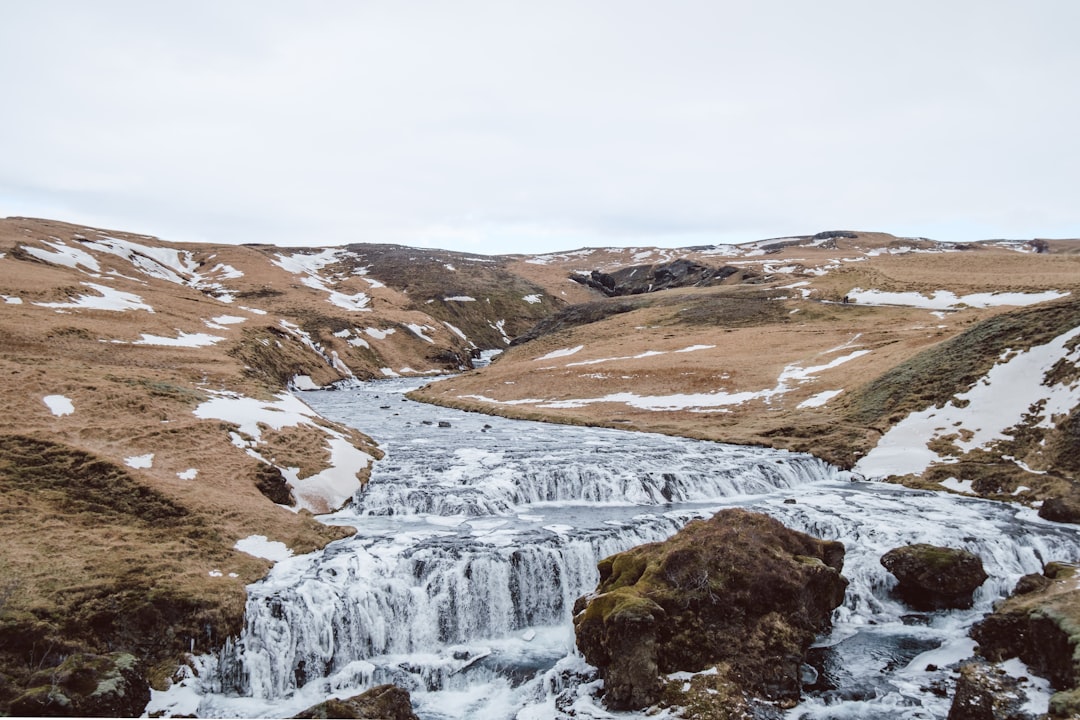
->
[8,652,150,717]
[254,463,296,506]
[569,259,741,297]
[1038,492,1080,524]
[294,683,419,720]
[947,661,1035,720]
[969,563,1080,717]
[573,508,847,711]
[812,230,859,241]
[510,298,643,346]
[880,544,988,609]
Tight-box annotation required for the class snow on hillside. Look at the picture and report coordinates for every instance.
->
[856,324,1080,479]
[848,288,1070,309]
[273,249,372,312]
[35,282,155,312]
[131,331,225,347]
[192,391,373,513]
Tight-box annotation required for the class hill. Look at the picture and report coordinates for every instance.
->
[1,217,1079,713]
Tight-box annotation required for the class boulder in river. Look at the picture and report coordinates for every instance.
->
[947,660,1036,720]
[573,508,847,712]
[1038,492,1080,524]
[294,683,419,719]
[880,543,988,610]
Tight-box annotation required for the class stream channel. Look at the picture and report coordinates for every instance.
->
[151,377,1080,719]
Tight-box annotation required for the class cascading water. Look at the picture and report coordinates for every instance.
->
[150,378,1080,720]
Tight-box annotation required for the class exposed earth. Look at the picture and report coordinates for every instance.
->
[1,216,1079,716]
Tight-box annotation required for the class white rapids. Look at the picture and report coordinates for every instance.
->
[149,378,1080,720]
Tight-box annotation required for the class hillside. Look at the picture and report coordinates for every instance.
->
[2,217,1080,714]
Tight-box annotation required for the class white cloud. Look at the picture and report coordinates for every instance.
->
[1,1,1078,253]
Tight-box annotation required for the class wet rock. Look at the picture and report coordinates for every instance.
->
[9,652,150,717]
[294,683,418,719]
[1038,492,1080,524]
[947,660,1034,720]
[880,543,988,610]
[573,508,847,711]
[1013,573,1053,596]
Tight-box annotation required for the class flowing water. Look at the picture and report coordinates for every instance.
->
[150,378,1080,719]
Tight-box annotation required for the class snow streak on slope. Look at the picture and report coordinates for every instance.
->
[272,249,372,312]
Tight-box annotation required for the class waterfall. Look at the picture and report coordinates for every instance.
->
[154,379,1080,720]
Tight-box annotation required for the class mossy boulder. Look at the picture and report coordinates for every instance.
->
[8,652,149,717]
[293,684,418,719]
[880,544,988,610]
[573,508,847,711]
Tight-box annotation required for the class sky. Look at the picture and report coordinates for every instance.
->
[1,1,1078,255]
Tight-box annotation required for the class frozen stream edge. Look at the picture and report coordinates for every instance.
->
[149,378,1080,719]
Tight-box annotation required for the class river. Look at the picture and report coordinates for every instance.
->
[149,377,1080,719]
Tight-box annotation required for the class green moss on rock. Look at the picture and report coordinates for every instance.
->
[574,509,847,712]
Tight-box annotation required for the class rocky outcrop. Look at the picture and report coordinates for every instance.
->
[880,544,988,610]
[1038,491,1080,524]
[573,508,847,712]
[947,661,1037,720]
[570,259,741,297]
[8,652,150,717]
[294,684,418,720]
[970,562,1080,717]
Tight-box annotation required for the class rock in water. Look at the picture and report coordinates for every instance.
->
[294,683,418,719]
[572,508,847,712]
[8,652,150,717]
[880,543,988,610]
[947,661,1034,720]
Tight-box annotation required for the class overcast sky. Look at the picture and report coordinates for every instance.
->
[1,2,1077,255]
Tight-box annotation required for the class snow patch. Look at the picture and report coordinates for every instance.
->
[43,395,74,416]
[798,390,844,408]
[536,345,583,361]
[234,535,294,562]
[35,282,154,312]
[131,331,225,347]
[125,453,154,469]
[848,288,1069,309]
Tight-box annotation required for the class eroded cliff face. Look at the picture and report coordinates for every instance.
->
[573,508,847,714]
[968,563,1080,718]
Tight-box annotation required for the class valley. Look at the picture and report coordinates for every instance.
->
[1,216,1079,717]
